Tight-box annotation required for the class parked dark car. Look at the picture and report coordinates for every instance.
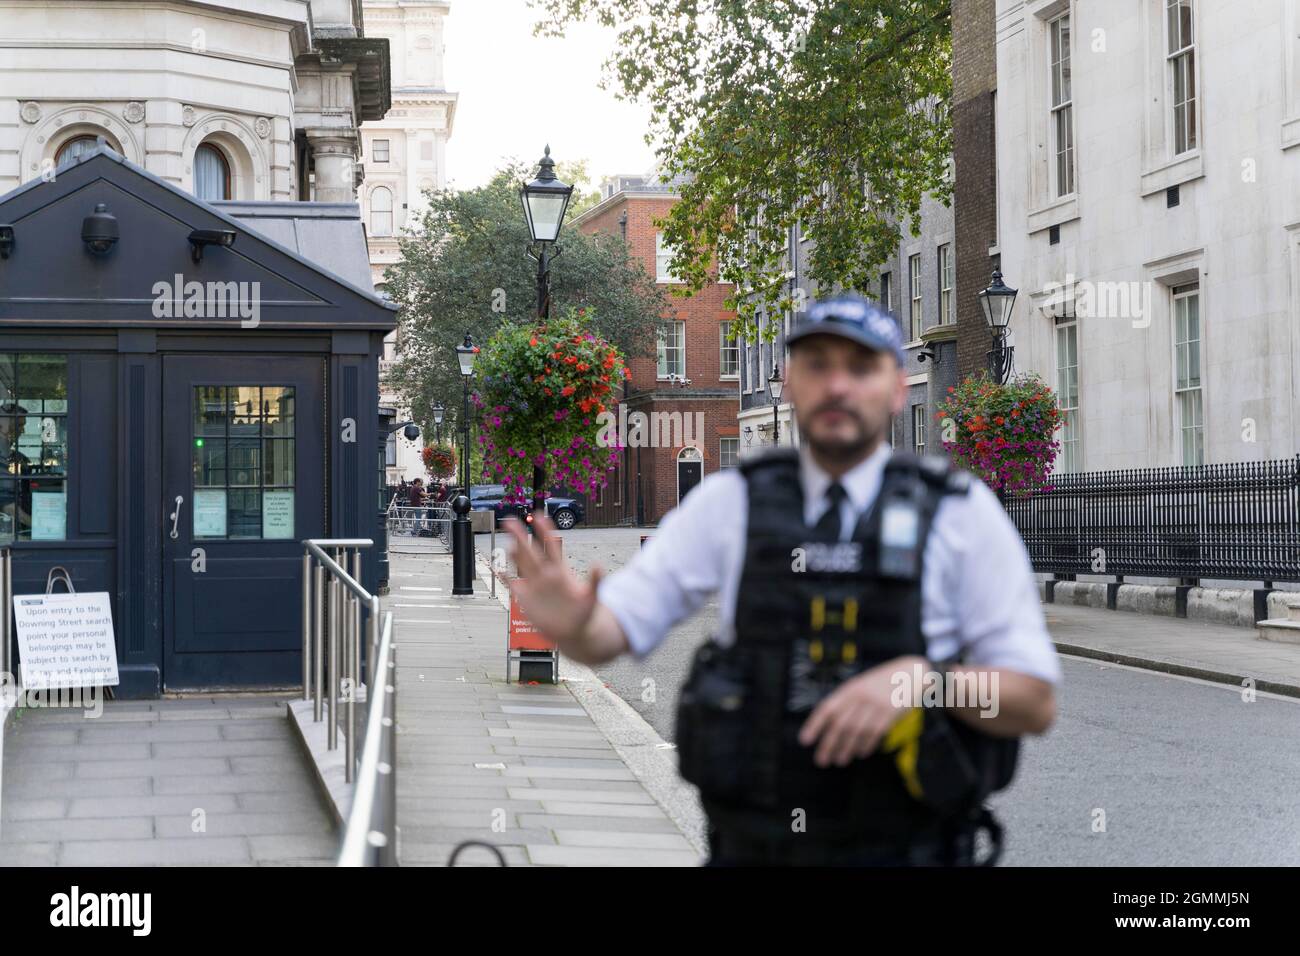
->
[467,484,585,530]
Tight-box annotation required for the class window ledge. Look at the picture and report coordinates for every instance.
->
[1026,194,1080,234]
[1139,150,1204,197]
[1283,116,1300,151]
[719,374,739,381]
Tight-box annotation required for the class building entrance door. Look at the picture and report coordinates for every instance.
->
[161,355,324,689]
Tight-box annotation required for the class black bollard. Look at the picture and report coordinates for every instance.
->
[451,494,474,596]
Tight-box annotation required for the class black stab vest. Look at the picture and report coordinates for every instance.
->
[675,446,974,846]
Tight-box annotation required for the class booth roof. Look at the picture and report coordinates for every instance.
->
[215,201,376,293]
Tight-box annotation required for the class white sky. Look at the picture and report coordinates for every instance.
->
[442,0,660,192]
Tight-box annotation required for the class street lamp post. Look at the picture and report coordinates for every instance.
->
[520,146,575,521]
[455,335,478,492]
[768,363,784,446]
[431,401,445,446]
[521,146,575,325]
[978,270,1018,385]
[452,334,478,596]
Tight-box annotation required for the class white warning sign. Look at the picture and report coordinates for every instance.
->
[12,592,119,690]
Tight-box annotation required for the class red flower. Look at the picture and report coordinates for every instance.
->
[561,385,576,397]
[529,336,539,347]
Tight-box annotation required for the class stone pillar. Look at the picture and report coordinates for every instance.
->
[307,132,358,202]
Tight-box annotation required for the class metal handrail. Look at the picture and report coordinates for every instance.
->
[0,549,11,682]
[338,608,397,866]
[301,539,379,785]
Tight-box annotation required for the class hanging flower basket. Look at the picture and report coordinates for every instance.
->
[935,371,1064,496]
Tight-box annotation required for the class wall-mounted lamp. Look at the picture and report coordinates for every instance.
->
[188,228,237,264]
[743,426,754,446]
[81,203,118,256]
[0,225,13,260]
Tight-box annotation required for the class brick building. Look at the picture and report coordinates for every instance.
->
[952,0,1003,381]
[571,174,740,525]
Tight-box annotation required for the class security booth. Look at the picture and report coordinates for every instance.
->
[0,146,396,697]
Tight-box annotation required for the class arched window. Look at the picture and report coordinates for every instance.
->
[194,143,231,201]
[55,135,101,167]
[371,187,393,237]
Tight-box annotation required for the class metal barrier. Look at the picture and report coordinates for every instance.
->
[301,539,378,786]
[386,502,452,554]
[1004,457,1300,584]
[337,606,397,866]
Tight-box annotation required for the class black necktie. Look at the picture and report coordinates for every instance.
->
[813,482,848,541]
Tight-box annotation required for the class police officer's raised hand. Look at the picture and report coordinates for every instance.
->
[503,513,630,666]
[798,655,928,768]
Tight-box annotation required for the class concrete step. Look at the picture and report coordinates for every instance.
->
[1256,618,1300,645]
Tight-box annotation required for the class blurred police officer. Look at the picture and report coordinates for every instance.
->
[507,293,1060,866]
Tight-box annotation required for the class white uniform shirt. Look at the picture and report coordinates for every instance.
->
[596,443,1062,685]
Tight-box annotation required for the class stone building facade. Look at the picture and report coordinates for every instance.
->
[988,0,1300,470]
[1,0,390,204]
[359,0,458,482]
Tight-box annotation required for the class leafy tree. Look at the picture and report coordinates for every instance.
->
[531,0,952,342]
[383,162,665,446]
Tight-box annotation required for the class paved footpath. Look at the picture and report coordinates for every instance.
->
[0,695,337,866]
[388,547,703,867]
[1044,602,1300,695]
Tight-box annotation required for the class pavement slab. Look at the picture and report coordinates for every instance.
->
[1,694,337,866]
[390,550,703,867]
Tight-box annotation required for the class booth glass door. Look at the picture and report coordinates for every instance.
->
[161,356,324,689]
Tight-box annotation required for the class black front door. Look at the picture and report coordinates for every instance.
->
[678,457,703,503]
[162,355,325,689]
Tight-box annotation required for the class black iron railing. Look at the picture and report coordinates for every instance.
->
[1002,457,1300,584]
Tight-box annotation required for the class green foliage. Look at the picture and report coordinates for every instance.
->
[531,0,953,342]
[473,308,628,502]
[936,373,1064,496]
[383,162,664,440]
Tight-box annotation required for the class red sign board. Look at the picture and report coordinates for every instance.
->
[508,535,563,651]
[508,593,555,651]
